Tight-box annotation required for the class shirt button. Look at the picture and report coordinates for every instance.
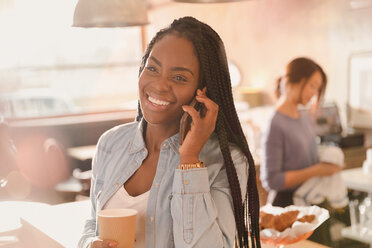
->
[184,180,189,185]
[149,217,154,222]
[142,149,146,153]
[115,182,120,187]
[154,183,159,188]
[168,195,173,200]
[163,143,168,148]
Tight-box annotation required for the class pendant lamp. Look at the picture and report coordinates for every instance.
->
[72,0,149,28]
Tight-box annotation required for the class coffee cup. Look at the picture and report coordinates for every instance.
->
[98,208,137,248]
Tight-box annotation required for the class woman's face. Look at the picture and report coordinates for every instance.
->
[300,70,323,105]
[138,34,200,127]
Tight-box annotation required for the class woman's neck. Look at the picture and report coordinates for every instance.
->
[276,96,300,119]
[144,122,178,152]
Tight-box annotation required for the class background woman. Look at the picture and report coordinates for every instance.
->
[260,57,341,207]
[79,17,260,248]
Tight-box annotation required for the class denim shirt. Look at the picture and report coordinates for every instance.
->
[78,120,248,248]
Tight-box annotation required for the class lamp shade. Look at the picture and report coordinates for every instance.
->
[173,0,250,3]
[73,0,149,28]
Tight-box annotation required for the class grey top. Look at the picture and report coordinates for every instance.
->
[260,110,319,192]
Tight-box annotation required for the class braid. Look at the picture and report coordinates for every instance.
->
[135,100,142,122]
[199,34,249,246]
[138,16,261,248]
[216,113,247,247]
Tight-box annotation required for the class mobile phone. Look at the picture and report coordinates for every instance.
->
[179,97,202,145]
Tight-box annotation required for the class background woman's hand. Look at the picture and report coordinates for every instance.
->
[179,87,218,163]
[312,162,342,177]
[90,238,117,248]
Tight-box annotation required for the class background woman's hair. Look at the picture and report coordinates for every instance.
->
[282,57,327,101]
[274,76,283,99]
[137,16,260,248]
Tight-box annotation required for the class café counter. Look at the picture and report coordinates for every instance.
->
[0,200,329,248]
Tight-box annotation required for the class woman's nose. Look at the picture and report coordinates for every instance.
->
[154,76,171,91]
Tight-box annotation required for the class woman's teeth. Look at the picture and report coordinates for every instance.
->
[148,96,170,106]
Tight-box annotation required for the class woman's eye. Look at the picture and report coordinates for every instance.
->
[173,75,187,82]
[146,66,157,73]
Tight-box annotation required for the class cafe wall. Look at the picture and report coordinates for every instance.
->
[148,0,372,125]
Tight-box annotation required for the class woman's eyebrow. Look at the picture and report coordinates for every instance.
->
[149,56,194,76]
[149,56,161,66]
[172,67,194,76]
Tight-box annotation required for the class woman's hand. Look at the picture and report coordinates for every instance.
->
[179,87,218,164]
[90,238,117,248]
[285,162,343,188]
[312,162,343,177]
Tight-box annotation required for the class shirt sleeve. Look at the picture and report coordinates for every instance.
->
[78,144,104,248]
[260,120,286,191]
[171,154,248,248]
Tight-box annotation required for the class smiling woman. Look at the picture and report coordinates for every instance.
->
[79,17,261,248]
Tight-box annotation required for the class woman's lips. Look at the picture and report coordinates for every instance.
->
[148,95,170,106]
[145,94,171,111]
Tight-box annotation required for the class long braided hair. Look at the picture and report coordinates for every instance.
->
[136,17,260,248]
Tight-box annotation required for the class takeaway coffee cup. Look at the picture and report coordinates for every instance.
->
[98,208,138,248]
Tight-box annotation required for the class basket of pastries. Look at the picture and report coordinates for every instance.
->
[259,204,329,246]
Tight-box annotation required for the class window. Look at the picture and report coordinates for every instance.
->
[348,51,372,129]
[0,0,142,119]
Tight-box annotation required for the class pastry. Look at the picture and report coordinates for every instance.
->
[272,210,299,232]
[297,214,315,223]
[259,210,315,232]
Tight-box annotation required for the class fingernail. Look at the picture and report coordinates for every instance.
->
[182,106,186,110]
[197,89,202,94]
[109,242,117,247]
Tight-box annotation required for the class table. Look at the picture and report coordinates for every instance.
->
[0,201,51,248]
[341,227,372,245]
[20,200,91,248]
[341,168,372,247]
[54,176,83,193]
[0,200,328,248]
[0,200,90,248]
[341,168,372,193]
[261,240,329,248]
[67,145,96,161]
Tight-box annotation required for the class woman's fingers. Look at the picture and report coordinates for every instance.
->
[197,88,218,110]
[182,105,200,123]
[91,239,117,248]
[182,97,218,125]
[195,95,218,115]
[178,87,217,158]
[181,86,218,131]
[195,97,218,125]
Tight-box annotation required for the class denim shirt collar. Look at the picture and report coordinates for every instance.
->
[128,119,181,155]
[168,133,181,154]
[128,119,146,154]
